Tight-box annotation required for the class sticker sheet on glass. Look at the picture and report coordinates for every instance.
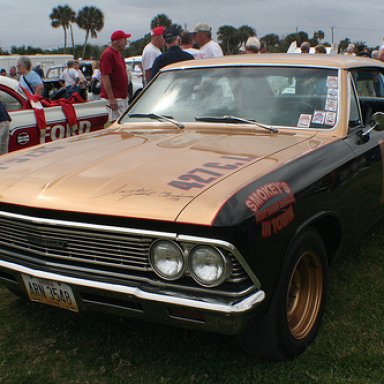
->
[312,111,326,124]
[326,76,338,89]
[327,88,338,99]
[325,98,338,112]
[298,114,312,128]
[325,112,336,126]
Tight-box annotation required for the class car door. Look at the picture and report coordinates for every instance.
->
[342,68,384,234]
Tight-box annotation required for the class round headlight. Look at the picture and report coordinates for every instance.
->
[188,246,229,287]
[150,240,185,280]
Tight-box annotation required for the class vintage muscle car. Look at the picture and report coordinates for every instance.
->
[0,75,107,152]
[0,54,384,361]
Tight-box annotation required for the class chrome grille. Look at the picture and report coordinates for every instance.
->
[0,211,249,285]
[0,215,152,272]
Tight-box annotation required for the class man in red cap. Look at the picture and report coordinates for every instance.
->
[100,29,131,124]
[142,26,165,84]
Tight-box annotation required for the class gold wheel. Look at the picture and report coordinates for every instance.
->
[286,250,323,340]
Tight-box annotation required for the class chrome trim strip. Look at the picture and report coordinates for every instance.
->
[0,210,177,239]
[0,210,261,287]
[178,234,261,287]
[0,260,265,314]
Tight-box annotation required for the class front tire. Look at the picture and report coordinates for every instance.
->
[237,228,328,361]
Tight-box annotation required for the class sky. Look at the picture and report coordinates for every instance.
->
[1,0,384,51]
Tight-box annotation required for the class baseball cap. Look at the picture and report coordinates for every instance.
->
[151,26,166,37]
[246,36,261,50]
[163,27,179,40]
[193,22,212,33]
[111,30,131,41]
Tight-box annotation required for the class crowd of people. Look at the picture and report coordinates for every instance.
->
[99,22,225,125]
[1,22,384,141]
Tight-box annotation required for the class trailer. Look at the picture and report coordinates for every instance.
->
[0,54,74,76]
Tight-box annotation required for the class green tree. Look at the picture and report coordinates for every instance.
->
[309,30,326,47]
[313,30,325,42]
[296,31,309,46]
[238,25,256,47]
[49,5,76,53]
[261,33,280,51]
[339,38,351,52]
[76,6,104,59]
[279,31,308,52]
[217,25,240,54]
[150,14,172,29]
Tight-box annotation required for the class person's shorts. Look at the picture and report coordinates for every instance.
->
[105,98,129,122]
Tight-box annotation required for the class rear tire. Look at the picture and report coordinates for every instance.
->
[237,228,328,361]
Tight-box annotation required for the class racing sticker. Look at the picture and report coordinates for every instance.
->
[297,114,312,128]
[325,112,337,126]
[325,98,338,112]
[326,76,338,89]
[312,111,326,125]
[327,88,338,99]
[245,181,296,237]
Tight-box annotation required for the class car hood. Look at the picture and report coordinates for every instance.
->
[0,124,330,225]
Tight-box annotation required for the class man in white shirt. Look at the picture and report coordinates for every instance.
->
[60,60,80,97]
[193,22,223,59]
[181,31,203,59]
[142,26,165,84]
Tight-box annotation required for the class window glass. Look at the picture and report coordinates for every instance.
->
[351,68,384,97]
[124,66,339,129]
[348,80,362,129]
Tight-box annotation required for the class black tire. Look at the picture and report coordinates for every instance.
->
[237,228,328,361]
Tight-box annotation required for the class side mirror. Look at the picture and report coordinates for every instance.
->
[370,112,384,131]
[361,112,384,141]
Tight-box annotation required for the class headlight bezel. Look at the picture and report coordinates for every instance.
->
[187,245,231,287]
[149,240,186,281]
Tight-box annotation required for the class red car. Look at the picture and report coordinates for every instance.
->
[0,76,108,152]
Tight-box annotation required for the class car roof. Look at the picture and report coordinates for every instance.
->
[125,56,142,62]
[165,53,384,71]
[0,75,20,91]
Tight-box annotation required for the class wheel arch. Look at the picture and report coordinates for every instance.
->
[293,212,341,265]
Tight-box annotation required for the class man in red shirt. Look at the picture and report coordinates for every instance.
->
[100,30,131,124]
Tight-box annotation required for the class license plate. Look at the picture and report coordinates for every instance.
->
[22,274,78,312]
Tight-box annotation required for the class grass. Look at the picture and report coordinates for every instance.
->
[1,225,384,384]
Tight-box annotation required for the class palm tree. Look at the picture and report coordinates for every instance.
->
[313,30,325,43]
[217,25,240,54]
[77,6,104,58]
[238,25,256,47]
[49,5,76,53]
[261,33,280,50]
[150,14,172,29]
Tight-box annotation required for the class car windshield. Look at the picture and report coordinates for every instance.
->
[122,66,339,129]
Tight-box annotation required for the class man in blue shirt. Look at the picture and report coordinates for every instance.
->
[17,56,44,96]
[151,27,194,80]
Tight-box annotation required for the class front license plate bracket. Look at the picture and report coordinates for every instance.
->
[21,274,79,312]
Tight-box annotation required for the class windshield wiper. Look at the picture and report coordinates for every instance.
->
[128,113,184,129]
[195,115,277,133]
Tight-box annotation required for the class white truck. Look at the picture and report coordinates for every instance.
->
[0,54,74,76]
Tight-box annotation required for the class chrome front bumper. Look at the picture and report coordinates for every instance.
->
[0,259,265,315]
